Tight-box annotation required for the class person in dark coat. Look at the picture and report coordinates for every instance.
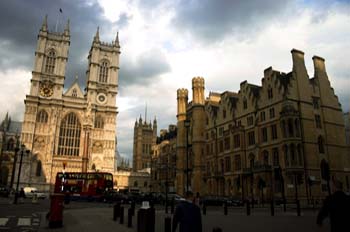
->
[317,180,350,232]
[172,191,202,232]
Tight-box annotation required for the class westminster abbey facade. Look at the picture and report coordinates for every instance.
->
[20,16,120,190]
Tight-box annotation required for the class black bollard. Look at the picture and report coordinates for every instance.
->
[165,217,171,232]
[246,201,251,216]
[120,206,124,224]
[270,200,274,216]
[283,198,286,212]
[131,201,135,216]
[149,207,156,232]
[203,202,206,215]
[213,227,223,232]
[128,208,132,227]
[224,202,228,215]
[296,200,301,216]
[113,203,120,221]
[171,199,174,214]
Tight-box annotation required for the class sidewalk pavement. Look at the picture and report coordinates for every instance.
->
[39,204,331,232]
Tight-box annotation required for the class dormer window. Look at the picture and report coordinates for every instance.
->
[99,61,108,83]
[268,86,273,99]
[45,50,56,74]
[243,97,247,109]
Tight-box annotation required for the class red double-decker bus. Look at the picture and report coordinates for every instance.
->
[54,172,113,199]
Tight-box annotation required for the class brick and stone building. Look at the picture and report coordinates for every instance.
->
[176,49,350,202]
[151,125,177,193]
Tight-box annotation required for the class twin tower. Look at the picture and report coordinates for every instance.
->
[176,77,206,195]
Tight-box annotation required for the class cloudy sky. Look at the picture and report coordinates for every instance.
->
[0,0,349,161]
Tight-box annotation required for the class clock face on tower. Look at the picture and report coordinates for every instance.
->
[39,81,54,97]
[96,93,107,105]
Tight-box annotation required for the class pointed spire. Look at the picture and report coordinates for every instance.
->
[114,31,120,47]
[94,26,100,43]
[153,116,157,124]
[41,14,48,32]
[64,19,70,35]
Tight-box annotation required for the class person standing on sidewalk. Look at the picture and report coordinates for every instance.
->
[317,180,350,232]
[172,191,202,232]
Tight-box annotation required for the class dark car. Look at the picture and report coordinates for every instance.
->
[0,186,11,197]
[226,197,244,206]
[201,196,227,206]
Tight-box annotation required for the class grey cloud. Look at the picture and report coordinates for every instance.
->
[119,49,171,87]
[171,0,293,42]
[0,0,123,89]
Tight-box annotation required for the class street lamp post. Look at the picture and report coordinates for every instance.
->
[13,145,29,204]
[9,147,19,190]
[184,120,190,194]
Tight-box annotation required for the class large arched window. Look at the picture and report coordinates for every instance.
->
[57,112,81,156]
[94,116,104,129]
[99,61,108,83]
[37,110,48,123]
[318,136,325,153]
[45,50,56,74]
[36,160,42,176]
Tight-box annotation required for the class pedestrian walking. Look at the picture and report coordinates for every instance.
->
[316,180,350,232]
[19,188,25,203]
[172,191,202,232]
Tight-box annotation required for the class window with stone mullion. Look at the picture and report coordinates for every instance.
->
[58,113,81,156]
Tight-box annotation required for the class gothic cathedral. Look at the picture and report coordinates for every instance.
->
[20,16,120,190]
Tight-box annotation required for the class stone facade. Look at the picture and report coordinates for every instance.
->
[132,116,157,171]
[150,125,177,193]
[176,49,350,202]
[113,170,150,193]
[20,16,120,191]
[0,114,22,187]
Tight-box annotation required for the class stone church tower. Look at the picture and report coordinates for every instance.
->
[132,116,157,171]
[20,16,120,190]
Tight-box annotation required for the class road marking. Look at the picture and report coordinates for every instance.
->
[18,218,31,226]
[0,218,9,226]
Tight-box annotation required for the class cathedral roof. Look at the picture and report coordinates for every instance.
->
[64,78,84,98]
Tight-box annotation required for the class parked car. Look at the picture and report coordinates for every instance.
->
[167,193,186,203]
[0,185,11,197]
[201,196,227,206]
[23,187,47,199]
[226,197,244,206]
